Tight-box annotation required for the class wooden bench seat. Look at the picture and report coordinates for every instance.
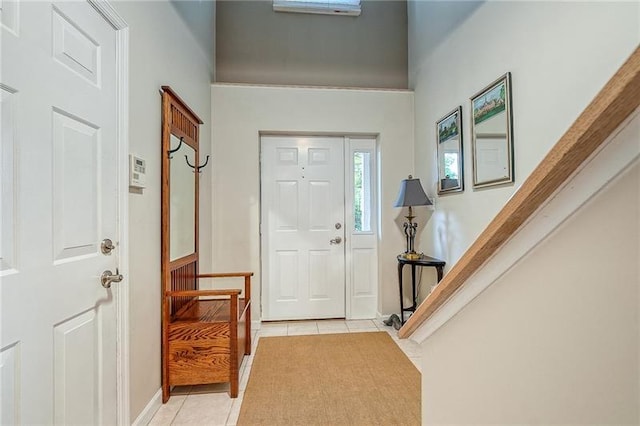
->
[163,273,252,402]
[173,298,248,323]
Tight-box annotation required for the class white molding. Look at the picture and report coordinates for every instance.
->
[88,0,128,30]
[251,320,262,331]
[131,389,162,426]
[115,25,131,426]
[344,140,352,320]
[86,1,131,424]
[410,108,640,344]
[377,311,395,321]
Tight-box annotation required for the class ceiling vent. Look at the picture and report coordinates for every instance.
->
[273,0,361,17]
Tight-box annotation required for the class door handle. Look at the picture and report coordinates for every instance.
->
[101,269,124,288]
[329,236,342,245]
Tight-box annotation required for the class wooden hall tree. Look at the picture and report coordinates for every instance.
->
[160,86,253,403]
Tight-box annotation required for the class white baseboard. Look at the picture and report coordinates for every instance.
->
[131,388,162,426]
[377,311,394,321]
[251,320,261,331]
[377,311,405,329]
[346,314,378,320]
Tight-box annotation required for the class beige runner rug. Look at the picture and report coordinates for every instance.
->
[237,332,420,426]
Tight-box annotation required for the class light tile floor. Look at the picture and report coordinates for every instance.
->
[148,319,421,426]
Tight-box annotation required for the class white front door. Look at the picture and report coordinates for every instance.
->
[1,2,121,424]
[261,136,346,320]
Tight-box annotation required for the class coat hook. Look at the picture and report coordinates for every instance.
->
[167,136,184,159]
[185,154,210,173]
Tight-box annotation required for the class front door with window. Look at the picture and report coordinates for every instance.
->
[261,136,346,320]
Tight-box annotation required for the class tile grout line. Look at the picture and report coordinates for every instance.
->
[286,322,319,335]
[226,355,254,425]
[168,395,188,426]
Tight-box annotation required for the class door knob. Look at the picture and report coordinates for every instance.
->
[329,236,342,245]
[101,269,124,288]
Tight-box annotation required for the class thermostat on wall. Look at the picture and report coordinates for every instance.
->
[129,154,147,188]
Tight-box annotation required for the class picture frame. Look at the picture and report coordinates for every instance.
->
[436,106,464,194]
[470,72,514,188]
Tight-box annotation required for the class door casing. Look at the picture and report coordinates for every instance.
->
[87,2,131,422]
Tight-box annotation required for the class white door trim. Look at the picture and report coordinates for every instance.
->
[86,1,130,423]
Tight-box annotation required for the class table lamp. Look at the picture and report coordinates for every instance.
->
[394,175,432,260]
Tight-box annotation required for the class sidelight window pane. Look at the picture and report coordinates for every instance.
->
[353,151,371,232]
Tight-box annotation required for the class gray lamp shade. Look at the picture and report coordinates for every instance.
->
[394,175,432,207]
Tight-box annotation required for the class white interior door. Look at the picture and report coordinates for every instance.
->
[1,2,121,424]
[261,136,345,320]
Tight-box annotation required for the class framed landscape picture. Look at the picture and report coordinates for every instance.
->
[470,72,514,188]
[436,106,463,194]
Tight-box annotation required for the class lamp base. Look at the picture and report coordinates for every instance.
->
[401,252,421,260]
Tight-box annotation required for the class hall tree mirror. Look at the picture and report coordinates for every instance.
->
[436,106,464,194]
[169,134,196,260]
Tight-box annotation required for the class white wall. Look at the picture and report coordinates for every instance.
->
[408,2,640,422]
[408,1,639,269]
[113,1,213,419]
[210,84,414,319]
[421,159,639,424]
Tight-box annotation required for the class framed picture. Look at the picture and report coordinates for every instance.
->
[436,106,463,194]
[470,72,514,188]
